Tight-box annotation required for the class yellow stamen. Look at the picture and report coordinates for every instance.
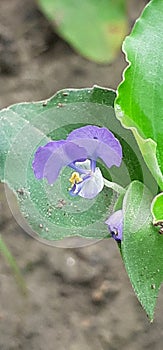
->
[69,172,83,184]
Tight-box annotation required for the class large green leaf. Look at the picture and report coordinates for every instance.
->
[38,0,128,63]
[115,0,163,190]
[121,181,163,320]
[0,86,157,242]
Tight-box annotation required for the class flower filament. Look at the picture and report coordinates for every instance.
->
[69,172,83,185]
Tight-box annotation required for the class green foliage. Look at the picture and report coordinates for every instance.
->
[115,0,163,190]
[0,0,162,320]
[151,193,163,223]
[121,181,163,321]
[0,86,155,242]
[115,0,163,318]
[38,0,128,63]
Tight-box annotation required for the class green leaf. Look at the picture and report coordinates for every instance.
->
[115,0,163,190]
[38,0,128,63]
[121,181,163,320]
[0,86,157,242]
[151,192,163,223]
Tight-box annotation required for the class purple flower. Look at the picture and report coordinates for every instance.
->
[32,125,122,199]
[105,210,123,241]
[67,125,122,169]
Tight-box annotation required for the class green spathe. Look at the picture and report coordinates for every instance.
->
[121,181,163,320]
[0,86,156,241]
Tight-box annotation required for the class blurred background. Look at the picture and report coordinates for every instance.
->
[1,0,163,349]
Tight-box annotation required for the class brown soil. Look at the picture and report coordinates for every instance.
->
[0,1,163,349]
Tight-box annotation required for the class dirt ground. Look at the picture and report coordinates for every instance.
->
[0,0,163,349]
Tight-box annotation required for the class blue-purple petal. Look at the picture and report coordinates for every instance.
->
[32,140,87,184]
[69,181,84,197]
[105,209,123,241]
[32,140,66,179]
[67,125,122,168]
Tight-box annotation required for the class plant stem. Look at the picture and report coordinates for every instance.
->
[0,235,27,295]
[103,178,125,195]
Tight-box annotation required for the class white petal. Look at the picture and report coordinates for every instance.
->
[79,167,104,199]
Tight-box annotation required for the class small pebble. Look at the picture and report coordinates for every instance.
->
[66,256,75,267]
